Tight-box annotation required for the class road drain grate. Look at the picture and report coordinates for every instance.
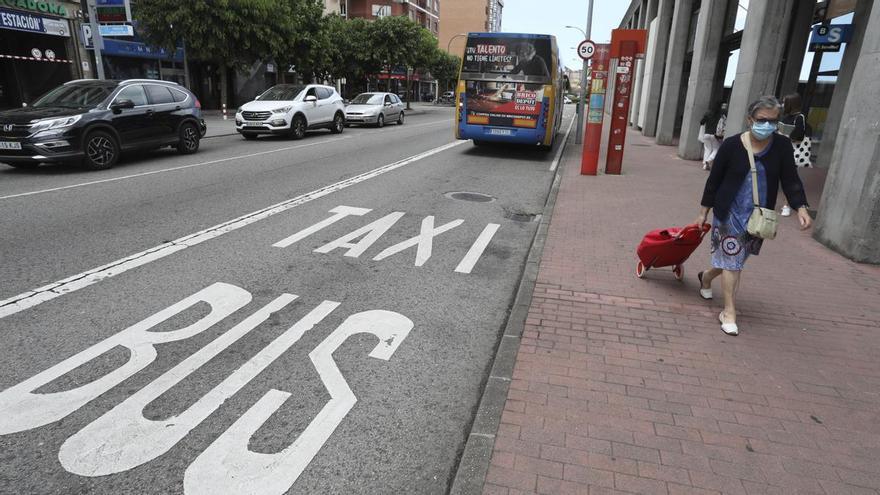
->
[505,212,540,222]
[444,191,496,203]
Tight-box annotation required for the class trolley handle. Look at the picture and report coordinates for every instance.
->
[673,223,711,241]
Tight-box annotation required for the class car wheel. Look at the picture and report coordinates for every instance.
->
[330,112,344,134]
[177,122,200,155]
[376,114,385,128]
[82,131,119,170]
[397,111,405,125]
[291,115,306,140]
[242,133,258,140]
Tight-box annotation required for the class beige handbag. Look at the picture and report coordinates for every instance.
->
[740,133,778,240]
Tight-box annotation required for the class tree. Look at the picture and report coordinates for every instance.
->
[429,52,461,94]
[369,16,438,108]
[136,0,317,108]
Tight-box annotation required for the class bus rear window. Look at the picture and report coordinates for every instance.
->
[461,36,552,80]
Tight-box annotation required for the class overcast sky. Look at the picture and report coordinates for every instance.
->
[501,1,630,71]
[501,1,848,83]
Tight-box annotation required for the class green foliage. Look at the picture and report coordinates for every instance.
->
[137,3,451,94]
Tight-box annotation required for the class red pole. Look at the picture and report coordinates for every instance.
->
[581,44,610,175]
[605,40,637,175]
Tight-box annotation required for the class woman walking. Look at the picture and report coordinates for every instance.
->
[778,93,813,216]
[694,96,812,336]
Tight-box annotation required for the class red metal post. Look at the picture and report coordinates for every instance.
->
[581,44,611,175]
[605,40,637,175]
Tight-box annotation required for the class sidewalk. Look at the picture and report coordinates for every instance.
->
[481,129,880,495]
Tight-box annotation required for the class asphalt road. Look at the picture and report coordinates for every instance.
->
[0,106,574,494]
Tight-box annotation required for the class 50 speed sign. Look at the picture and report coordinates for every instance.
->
[577,40,596,60]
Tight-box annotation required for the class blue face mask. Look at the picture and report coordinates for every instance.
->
[750,121,776,140]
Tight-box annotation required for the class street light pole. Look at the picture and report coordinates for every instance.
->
[566,1,593,143]
[447,33,467,55]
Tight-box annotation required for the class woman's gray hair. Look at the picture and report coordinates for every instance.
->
[747,96,781,117]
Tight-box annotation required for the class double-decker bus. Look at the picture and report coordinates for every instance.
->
[454,32,565,148]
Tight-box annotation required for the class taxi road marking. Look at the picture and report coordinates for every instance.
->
[0,140,468,320]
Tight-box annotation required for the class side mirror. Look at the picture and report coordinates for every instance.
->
[304,95,317,103]
[110,99,135,113]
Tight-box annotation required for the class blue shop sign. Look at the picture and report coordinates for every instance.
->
[102,38,184,62]
[809,24,852,52]
[0,6,69,36]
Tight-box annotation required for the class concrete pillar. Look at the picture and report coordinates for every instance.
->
[678,0,729,160]
[778,0,814,97]
[647,0,658,22]
[817,0,874,168]
[813,1,880,263]
[640,0,674,137]
[655,0,693,145]
[726,0,796,136]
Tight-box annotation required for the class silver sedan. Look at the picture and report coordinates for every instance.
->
[344,92,405,127]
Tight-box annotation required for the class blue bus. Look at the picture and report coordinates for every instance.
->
[454,33,565,148]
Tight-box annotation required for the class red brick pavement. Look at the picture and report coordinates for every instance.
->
[482,129,880,495]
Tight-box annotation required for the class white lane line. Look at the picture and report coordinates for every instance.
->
[454,223,501,274]
[0,140,468,319]
[549,116,576,172]
[0,137,351,201]
[0,119,451,202]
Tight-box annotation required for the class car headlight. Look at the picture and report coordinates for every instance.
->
[271,106,292,114]
[30,115,82,133]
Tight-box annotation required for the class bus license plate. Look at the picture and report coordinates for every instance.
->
[488,129,512,136]
[0,141,22,150]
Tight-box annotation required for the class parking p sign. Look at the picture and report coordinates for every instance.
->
[578,40,596,61]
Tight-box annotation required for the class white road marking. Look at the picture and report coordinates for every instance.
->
[272,206,372,248]
[549,116,576,172]
[0,119,451,202]
[0,137,350,201]
[373,216,464,266]
[314,212,405,258]
[0,283,251,434]
[183,309,414,495]
[455,223,501,274]
[59,296,340,476]
[0,140,468,320]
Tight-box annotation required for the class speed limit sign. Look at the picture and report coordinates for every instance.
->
[578,40,596,60]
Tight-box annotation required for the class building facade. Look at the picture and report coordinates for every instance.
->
[0,0,90,109]
[439,0,503,56]
[617,0,879,263]
[347,0,439,34]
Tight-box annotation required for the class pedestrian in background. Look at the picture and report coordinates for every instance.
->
[777,93,813,216]
[697,102,727,170]
[694,96,811,336]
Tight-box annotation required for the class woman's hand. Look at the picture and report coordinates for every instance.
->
[797,207,812,230]
[694,208,709,228]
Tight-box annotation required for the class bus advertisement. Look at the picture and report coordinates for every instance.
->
[455,33,564,148]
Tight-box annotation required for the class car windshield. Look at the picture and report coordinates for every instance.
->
[32,84,113,108]
[258,85,305,101]
[351,93,383,105]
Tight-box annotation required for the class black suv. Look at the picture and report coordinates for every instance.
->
[0,79,207,170]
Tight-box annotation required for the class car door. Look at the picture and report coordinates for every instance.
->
[316,87,335,124]
[109,85,155,147]
[392,94,404,117]
[301,87,322,126]
[143,84,179,142]
[382,94,395,121]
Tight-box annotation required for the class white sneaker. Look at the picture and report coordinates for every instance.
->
[780,205,792,217]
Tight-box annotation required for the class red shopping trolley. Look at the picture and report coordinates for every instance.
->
[636,223,710,280]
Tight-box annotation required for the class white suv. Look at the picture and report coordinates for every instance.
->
[235,84,345,140]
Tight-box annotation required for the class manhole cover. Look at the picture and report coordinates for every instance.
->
[444,191,496,203]
[505,212,540,222]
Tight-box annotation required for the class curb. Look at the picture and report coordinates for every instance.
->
[448,118,576,495]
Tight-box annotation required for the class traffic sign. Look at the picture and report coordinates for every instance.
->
[577,40,596,60]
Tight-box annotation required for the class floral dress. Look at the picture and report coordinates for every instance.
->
[710,142,769,271]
